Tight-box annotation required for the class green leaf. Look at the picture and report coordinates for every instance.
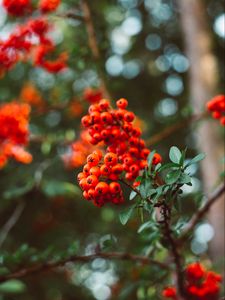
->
[138,220,155,233]
[147,150,156,168]
[178,173,192,184]
[185,153,206,167]
[0,280,26,294]
[158,162,180,172]
[165,170,181,184]
[42,180,80,197]
[169,146,182,164]
[119,205,135,225]
[129,190,137,201]
[140,178,152,199]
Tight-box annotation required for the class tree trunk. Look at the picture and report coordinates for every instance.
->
[178,0,224,260]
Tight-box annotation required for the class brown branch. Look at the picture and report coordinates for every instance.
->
[0,252,168,283]
[80,0,111,100]
[180,183,225,241]
[55,11,84,21]
[0,202,25,249]
[160,205,187,300]
[146,112,207,147]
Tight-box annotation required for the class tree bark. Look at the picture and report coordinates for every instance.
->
[178,0,224,260]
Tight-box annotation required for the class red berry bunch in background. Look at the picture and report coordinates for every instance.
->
[207,95,225,126]
[81,98,161,183]
[83,88,103,104]
[162,262,222,300]
[77,150,124,207]
[1,1,65,76]
[0,102,32,168]
[2,0,61,16]
[39,0,60,13]
[3,0,31,16]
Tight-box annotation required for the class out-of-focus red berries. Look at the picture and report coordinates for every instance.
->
[3,0,31,16]
[39,0,60,13]
[0,102,32,168]
[162,262,222,300]
[207,95,225,126]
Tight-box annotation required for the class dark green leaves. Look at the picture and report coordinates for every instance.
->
[119,205,136,225]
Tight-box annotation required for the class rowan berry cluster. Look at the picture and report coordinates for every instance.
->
[77,98,162,206]
[3,0,60,16]
[0,102,32,168]
[78,150,124,207]
[0,1,66,76]
[163,262,222,300]
[207,95,225,126]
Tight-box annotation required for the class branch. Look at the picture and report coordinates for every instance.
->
[0,202,25,249]
[0,252,168,283]
[160,205,187,300]
[55,11,84,21]
[146,112,207,147]
[180,183,225,241]
[80,0,111,100]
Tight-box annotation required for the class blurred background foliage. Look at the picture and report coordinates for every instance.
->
[0,0,224,299]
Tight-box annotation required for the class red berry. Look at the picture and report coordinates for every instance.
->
[109,182,121,194]
[83,164,91,175]
[81,115,91,127]
[92,149,103,160]
[95,182,109,194]
[152,153,162,165]
[101,112,113,123]
[104,152,118,166]
[99,99,110,111]
[112,164,123,174]
[116,98,128,109]
[86,175,98,188]
[100,164,111,176]
[90,166,101,177]
[87,153,100,166]
[77,172,86,182]
[124,111,135,122]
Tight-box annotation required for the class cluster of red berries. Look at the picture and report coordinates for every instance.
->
[207,95,225,126]
[0,102,32,168]
[0,2,66,76]
[163,262,222,300]
[78,150,125,207]
[3,0,60,16]
[81,98,161,182]
[78,98,162,206]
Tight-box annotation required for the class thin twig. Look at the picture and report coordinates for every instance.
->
[80,0,111,100]
[55,11,84,21]
[146,112,207,147]
[180,183,225,241]
[0,202,25,249]
[0,252,168,283]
